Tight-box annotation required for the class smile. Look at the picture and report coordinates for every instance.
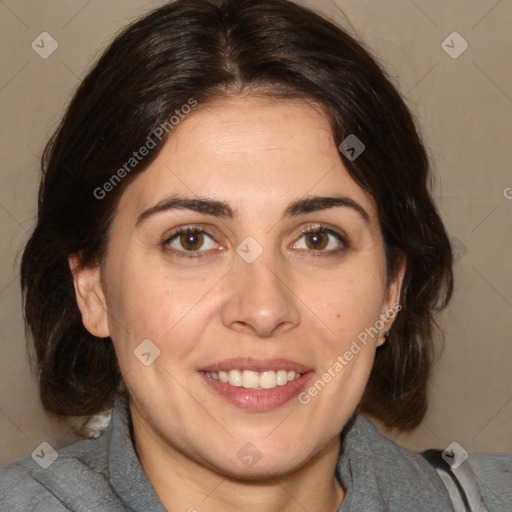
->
[204,369,302,390]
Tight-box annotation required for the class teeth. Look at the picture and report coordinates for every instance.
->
[260,371,277,389]
[242,370,260,389]
[276,369,288,385]
[206,369,303,390]
[228,369,243,387]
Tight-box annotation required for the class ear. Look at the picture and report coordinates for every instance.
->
[68,254,110,338]
[377,251,406,347]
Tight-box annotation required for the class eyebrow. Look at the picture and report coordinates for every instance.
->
[135,194,370,226]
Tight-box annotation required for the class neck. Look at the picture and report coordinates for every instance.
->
[131,408,345,512]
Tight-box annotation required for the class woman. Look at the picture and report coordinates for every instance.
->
[1,0,509,510]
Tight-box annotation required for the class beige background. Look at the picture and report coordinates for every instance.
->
[1,0,511,467]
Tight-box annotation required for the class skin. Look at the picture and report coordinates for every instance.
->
[71,94,405,512]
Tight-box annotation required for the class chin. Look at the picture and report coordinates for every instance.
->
[215,455,308,482]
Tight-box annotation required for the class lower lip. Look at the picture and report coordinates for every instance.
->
[199,371,314,411]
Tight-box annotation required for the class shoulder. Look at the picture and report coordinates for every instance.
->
[1,433,122,512]
[469,451,512,510]
[353,414,449,480]
[1,454,72,511]
[339,414,455,511]
[355,418,512,511]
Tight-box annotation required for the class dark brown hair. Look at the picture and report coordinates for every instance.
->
[20,0,453,433]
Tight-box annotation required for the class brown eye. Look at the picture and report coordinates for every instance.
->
[292,226,347,254]
[165,228,217,255]
[304,231,328,250]
[179,231,205,251]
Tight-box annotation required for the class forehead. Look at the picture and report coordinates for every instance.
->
[117,95,377,221]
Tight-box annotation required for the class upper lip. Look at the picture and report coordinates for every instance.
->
[197,357,313,374]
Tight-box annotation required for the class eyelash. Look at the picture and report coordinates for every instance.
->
[162,223,348,260]
[162,224,217,260]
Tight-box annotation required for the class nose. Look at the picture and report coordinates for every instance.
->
[220,252,301,338]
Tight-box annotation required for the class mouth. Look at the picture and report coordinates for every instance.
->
[203,368,302,390]
[197,357,314,411]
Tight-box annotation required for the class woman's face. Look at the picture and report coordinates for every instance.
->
[75,95,404,478]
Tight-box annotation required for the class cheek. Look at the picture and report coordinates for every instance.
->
[104,257,215,364]
[296,273,383,431]
[300,262,386,345]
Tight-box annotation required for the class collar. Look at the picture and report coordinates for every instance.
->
[107,394,167,511]
[29,395,452,511]
[336,413,453,511]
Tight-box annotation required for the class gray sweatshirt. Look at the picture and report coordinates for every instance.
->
[1,395,510,511]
